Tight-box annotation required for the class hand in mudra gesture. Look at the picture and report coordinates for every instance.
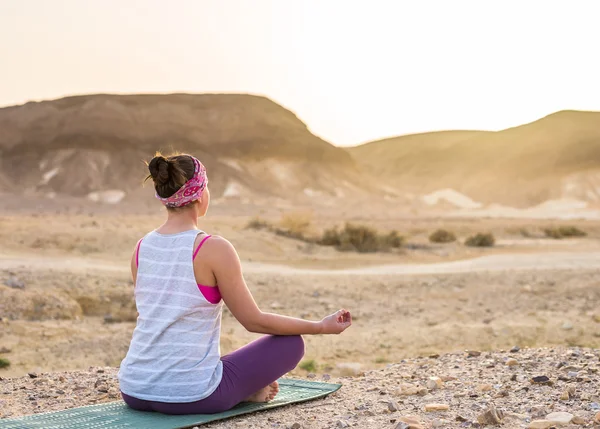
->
[319,309,352,334]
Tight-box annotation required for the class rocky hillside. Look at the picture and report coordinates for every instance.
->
[349,111,600,207]
[1,347,599,428]
[0,94,371,204]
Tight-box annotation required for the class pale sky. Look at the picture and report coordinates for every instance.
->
[1,0,599,146]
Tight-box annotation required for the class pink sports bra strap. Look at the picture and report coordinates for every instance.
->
[193,235,212,260]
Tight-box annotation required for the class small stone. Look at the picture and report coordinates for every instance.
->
[431,419,448,428]
[506,358,519,366]
[28,373,38,379]
[396,385,418,396]
[0,347,11,354]
[560,390,570,401]
[4,276,25,289]
[561,321,574,330]
[103,314,120,324]
[291,423,302,429]
[478,384,493,392]
[571,415,586,425]
[477,406,504,425]
[510,346,520,353]
[306,373,316,379]
[530,376,552,385]
[336,420,349,428]
[397,415,424,429]
[545,411,574,425]
[426,376,443,390]
[55,390,65,395]
[594,412,600,423]
[591,402,600,411]
[495,389,509,398]
[466,350,481,357]
[321,374,331,381]
[388,401,400,412]
[425,403,449,412]
[528,420,555,429]
[270,302,283,310]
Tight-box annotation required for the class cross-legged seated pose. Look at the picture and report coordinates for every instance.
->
[118,152,352,415]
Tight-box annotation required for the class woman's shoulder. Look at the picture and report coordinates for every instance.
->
[194,234,238,261]
[201,234,234,250]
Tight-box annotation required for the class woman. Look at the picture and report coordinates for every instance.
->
[118,152,352,415]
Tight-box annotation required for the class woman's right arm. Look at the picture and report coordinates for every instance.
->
[207,237,351,336]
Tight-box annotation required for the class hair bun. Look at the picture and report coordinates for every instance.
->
[148,155,170,186]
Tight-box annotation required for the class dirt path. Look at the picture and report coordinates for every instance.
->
[1,251,599,276]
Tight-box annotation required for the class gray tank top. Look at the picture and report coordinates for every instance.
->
[118,229,223,402]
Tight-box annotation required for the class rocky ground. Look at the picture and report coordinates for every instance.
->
[1,347,600,428]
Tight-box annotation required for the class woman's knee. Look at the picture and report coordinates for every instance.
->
[280,335,305,363]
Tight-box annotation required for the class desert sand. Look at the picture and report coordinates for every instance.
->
[1,208,600,427]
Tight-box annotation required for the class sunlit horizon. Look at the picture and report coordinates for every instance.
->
[1,0,600,146]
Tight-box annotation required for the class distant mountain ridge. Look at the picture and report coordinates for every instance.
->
[1,94,599,209]
[0,94,370,203]
[349,110,600,207]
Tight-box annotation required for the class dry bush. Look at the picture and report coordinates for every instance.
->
[245,217,270,230]
[319,227,342,246]
[338,223,381,253]
[383,230,404,248]
[544,226,587,239]
[0,358,10,369]
[429,229,457,243]
[299,359,317,372]
[319,224,403,253]
[276,212,313,240]
[465,233,495,247]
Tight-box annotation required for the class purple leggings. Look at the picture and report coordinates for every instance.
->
[121,335,305,415]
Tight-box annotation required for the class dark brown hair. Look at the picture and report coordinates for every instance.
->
[145,152,195,199]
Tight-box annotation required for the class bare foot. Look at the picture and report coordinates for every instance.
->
[244,381,279,403]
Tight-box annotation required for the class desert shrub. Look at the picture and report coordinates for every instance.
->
[465,233,495,247]
[429,229,457,243]
[0,358,10,369]
[544,226,587,239]
[299,359,317,372]
[383,230,404,248]
[319,224,403,252]
[245,217,270,230]
[544,228,562,239]
[276,213,313,240]
[519,228,534,238]
[319,227,342,246]
[338,223,381,253]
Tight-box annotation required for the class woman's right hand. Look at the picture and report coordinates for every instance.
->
[319,309,352,334]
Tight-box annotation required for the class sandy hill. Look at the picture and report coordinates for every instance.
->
[0,94,369,204]
[349,111,600,207]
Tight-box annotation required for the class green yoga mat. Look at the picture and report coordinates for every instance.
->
[0,379,341,429]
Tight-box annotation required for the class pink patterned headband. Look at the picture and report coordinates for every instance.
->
[155,156,208,208]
